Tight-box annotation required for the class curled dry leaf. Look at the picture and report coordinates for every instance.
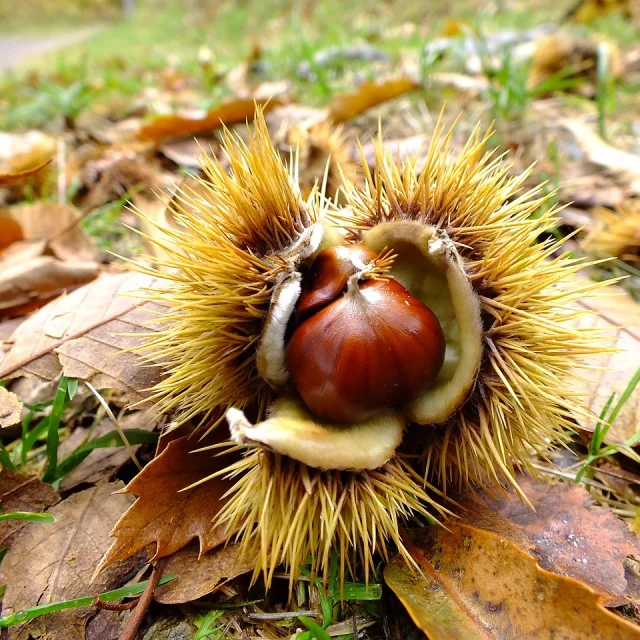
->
[0,271,166,404]
[0,469,60,548]
[154,541,254,605]
[385,524,640,640]
[0,131,56,187]
[0,161,53,188]
[0,254,100,314]
[159,136,219,168]
[0,386,22,427]
[570,286,640,443]
[0,203,101,315]
[96,434,235,575]
[562,120,640,193]
[328,78,420,123]
[4,202,99,263]
[137,98,278,141]
[0,482,142,640]
[468,475,640,606]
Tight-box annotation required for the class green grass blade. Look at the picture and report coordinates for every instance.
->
[590,392,616,455]
[608,364,640,427]
[339,582,382,601]
[0,574,177,628]
[21,416,52,462]
[298,616,330,640]
[41,377,70,483]
[0,512,55,524]
[55,429,158,480]
[194,609,224,640]
[0,438,15,471]
[66,379,78,400]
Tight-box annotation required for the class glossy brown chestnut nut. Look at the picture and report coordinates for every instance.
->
[287,245,446,423]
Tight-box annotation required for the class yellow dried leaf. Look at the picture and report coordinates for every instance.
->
[385,524,640,639]
[328,78,419,123]
[137,98,278,141]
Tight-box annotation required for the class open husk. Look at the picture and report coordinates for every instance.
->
[123,110,613,589]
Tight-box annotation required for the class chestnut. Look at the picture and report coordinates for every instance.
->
[287,245,446,423]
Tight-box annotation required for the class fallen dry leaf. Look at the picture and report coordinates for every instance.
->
[80,154,174,213]
[154,541,253,604]
[558,173,627,210]
[328,78,420,123]
[0,211,24,250]
[0,386,22,428]
[0,272,165,403]
[430,72,489,93]
[4,202,99,263]
[0,469,59,548]
[0,161,52,188]
[137,98,277,141]
[0,203,101,315]
[265,103,328,142]
[571,286,640,443]
[358,134,429,170]
[0,482,142,640]
[468,475,640,606]
[159,136,219,168]
[96,434,235,574]
[385,524,640,640]
[0,254,100,313]
[0,131,56,187]
[563,120,640,193]
[58,408,161,492]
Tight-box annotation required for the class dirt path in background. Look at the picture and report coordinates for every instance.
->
[0,25,103,72]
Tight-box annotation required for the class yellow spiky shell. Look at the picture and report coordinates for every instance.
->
[132,110,610,587]
[286,120,358,200]
[582,202,640,263]
[338,123,610,496]
[132,114,324,428]
[528,33,622,94]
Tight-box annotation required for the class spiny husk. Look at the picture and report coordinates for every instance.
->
[582,202,640,262]
[212,449,450,589]
[528,34,622,93]
[130,115,322,428]
[288,120,358,200]
[132,112,613,591]
[339,120,613,498]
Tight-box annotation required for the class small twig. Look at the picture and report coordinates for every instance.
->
[118,559,166,640]
[247,610,320,621]
[91,595,140,612]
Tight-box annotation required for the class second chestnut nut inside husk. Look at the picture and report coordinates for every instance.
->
[287,244,446,423]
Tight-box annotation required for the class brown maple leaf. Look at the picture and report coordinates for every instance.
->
[96,434,234,574]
